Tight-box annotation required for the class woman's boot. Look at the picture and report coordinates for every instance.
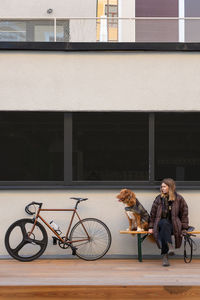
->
[168,243,175,256]
[162,254,170,266]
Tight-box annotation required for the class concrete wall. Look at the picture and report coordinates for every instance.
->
[1,51,200,111]
[0,0,97,42]
[119,0,135,42]
[1,50,200,257]
[0,0,96,18]
[1,189,200,258]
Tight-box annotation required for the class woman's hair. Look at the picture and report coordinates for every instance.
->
[160,178,176,201]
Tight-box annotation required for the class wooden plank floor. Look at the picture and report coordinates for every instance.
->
[1,259,200,299]
[1,258,200,286]
[1,285,200,300]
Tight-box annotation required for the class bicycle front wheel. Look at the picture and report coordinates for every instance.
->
[69,218,111,261]
[5,218,48,262]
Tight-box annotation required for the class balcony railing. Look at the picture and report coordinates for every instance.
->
[1,17,200,43]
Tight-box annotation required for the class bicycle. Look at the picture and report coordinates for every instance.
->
[4,197,112,262]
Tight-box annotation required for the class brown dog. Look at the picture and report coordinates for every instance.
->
[117,189,149,232]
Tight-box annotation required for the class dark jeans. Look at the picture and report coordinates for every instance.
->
[158,218,173,255]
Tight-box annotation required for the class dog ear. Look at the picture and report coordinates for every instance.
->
[123,189,132,201]
[131,191,136,200]
[129,191,136,206]
[118,189,127,197]
[124,189,130,195]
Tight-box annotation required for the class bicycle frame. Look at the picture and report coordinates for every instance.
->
[28,207,90,245]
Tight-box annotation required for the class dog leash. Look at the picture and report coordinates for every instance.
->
[183,227,197,263]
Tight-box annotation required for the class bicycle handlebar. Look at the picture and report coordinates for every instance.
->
[25,202,43,215]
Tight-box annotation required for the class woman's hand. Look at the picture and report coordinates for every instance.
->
[181,229,187,236]
[148,228,153,234]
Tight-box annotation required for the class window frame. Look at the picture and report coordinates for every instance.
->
[1,112,200,189]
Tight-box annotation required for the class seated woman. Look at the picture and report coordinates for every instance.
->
[148,178,189,267]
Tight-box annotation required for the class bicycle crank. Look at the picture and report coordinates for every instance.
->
[58,238,77,255]
[58,237,70,249]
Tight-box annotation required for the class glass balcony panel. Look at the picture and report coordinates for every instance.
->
[0,21,26,41]
[56,20,70,42]
[4,17,200,43]
[136,20,179,42]
[185,20,200,42]
[70,19,96,42]
[0,19,70,42]
[33,20,54,42]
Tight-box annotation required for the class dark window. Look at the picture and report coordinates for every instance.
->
[2,112,200,187]
[0,112,64,181]
[72,113,149,181]
[155,113,200,181]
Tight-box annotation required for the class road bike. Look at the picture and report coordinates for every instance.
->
[5,197,112,262]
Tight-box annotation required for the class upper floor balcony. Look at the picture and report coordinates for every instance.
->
[1,16,200,42]
[1,17,200,51]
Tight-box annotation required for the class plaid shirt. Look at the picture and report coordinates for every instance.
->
[125,198,150,223]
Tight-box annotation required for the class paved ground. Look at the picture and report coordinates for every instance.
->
[1,258,200,286]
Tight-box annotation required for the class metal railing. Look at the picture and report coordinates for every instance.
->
[1,17,200,43]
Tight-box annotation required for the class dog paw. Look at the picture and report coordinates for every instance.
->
[137,227,142,232]
[126,228,131,231]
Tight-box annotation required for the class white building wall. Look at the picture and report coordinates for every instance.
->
[0,51,200,257]
[0,0,96,18]
[118,0,135,42]
[1,51,200,111]
[1,189,200,258]
[0,0,97,42]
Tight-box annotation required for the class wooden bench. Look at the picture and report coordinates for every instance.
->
[120,230,200,262]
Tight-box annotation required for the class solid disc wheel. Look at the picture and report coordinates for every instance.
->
[5,218,48,262]
[69,218,111,261]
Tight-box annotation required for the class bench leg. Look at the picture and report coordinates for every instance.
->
[137,234,142,262]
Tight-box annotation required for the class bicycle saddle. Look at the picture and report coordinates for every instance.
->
[70,197,88,201]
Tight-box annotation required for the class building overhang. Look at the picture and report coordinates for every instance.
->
[1,42,200,51]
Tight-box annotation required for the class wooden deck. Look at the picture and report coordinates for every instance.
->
[1,259,200,299]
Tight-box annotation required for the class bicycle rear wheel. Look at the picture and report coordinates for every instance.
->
[5,218,48,262]
[69,218,111,261]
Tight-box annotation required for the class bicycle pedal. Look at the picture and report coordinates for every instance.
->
[52,237,58,245]
[71,247,77,256]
